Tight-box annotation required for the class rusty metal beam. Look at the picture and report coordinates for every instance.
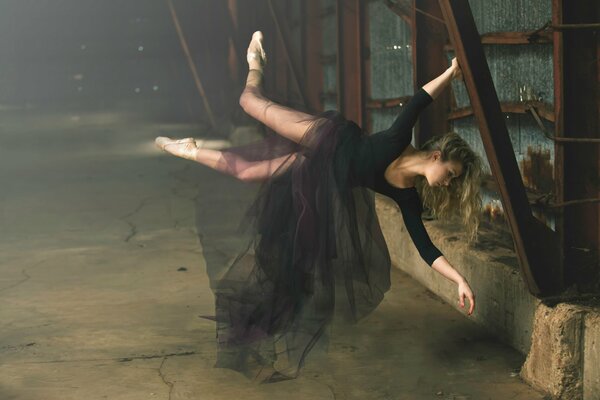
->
[481,30,553,44]
[384,0,412,25]
[362,0,372,131]
[552,0,566,286]
[335,0,365,126]
[560,0,600,289]
[412,0,450,146]
[448,101,555,122]
[533,21,600,34]
[304,0,324,113]
[166,0,217,131]
[335,0,344,115]
[224,0,243,86]
[438,0,563,296]
[552,22,600,29]
[443,30,553,48]
[529,106,600,143]
[366,96,412,110]
[267,0,309,109]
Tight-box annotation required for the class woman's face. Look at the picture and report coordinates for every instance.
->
[426,151,463,187]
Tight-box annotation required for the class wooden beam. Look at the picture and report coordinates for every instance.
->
[366,96,412,110]
[439,0,563,296]
[481,30,553,44]
[443,30,553,51]
[166,0,217,131]
[448,101,555,122]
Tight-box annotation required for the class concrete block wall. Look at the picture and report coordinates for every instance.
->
[521,302,600,400]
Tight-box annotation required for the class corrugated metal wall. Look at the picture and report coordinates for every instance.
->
[368,0,414,135]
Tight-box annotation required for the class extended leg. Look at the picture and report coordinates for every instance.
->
[241,31,323,147]
[155,136,299,182]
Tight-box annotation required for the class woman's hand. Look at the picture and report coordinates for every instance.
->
[449,57,463,81]
[422,57,463,99]
[457,278,475,316]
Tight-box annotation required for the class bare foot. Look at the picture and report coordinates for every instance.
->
[155,136,198,161]
[247,30,267,70]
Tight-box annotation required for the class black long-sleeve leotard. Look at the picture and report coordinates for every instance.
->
[350,88,443,267]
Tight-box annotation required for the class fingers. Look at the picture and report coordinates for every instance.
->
[468,294,475,315]
[450,57,463,80]
[451,57,459,69]
[458,292,475,315]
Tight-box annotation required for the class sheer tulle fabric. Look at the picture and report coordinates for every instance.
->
[197,111,392,382]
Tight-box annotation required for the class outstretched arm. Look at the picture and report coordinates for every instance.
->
[422,57,463,99]
[371,58,462,139]
[396,191,475,316]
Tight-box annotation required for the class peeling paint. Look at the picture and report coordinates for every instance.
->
[521,146,554,193]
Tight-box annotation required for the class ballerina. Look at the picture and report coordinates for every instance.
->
[156,30,482,383]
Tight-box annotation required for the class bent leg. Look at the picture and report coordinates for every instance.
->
[239,71,323,147]
[241,31,325,149]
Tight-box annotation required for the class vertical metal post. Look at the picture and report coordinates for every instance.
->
[412,0,449,146]
[304,0,324,113]
[552,0,566,287]
[561,0,599,287]
[335,0,344,115]
[226,0,240,86]
[335,0,365,126]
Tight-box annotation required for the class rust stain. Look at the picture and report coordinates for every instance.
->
[532,208,549,225]
[483,199,505,223]
[520,146,554,193]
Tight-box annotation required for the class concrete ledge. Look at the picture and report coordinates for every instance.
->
[375,194,600,399]
[375,194,539,355]
[584,312,600,399]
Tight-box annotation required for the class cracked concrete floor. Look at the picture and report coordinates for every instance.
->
[0,109,547,400]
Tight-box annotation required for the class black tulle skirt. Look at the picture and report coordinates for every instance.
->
[198,110,392,383]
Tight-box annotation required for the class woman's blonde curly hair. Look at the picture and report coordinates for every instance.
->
[414,132,484,244]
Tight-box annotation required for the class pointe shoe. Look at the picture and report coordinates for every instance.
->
[155,136,194,150]
[247,30,267,68]
[155,136,198,161]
